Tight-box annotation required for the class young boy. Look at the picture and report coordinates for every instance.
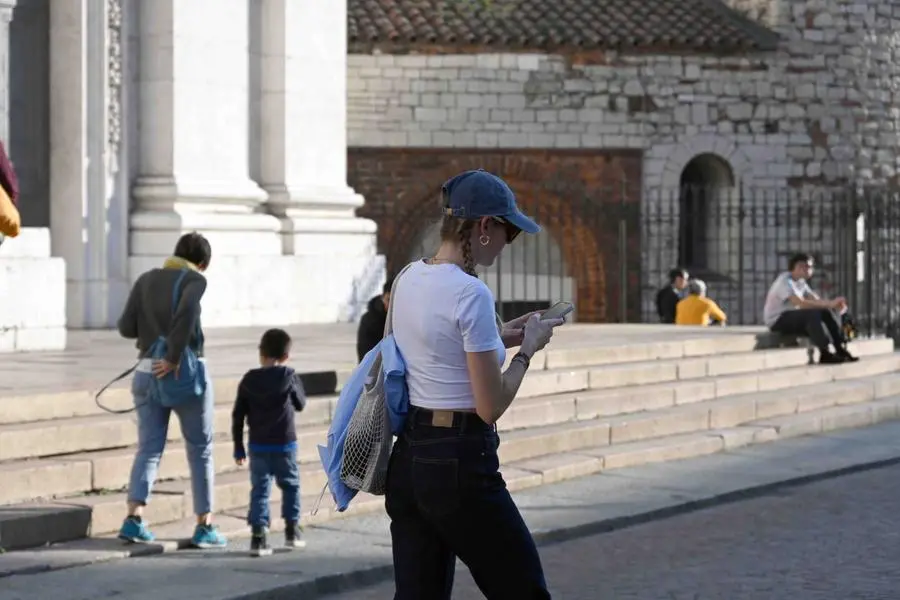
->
[232,328,307,556]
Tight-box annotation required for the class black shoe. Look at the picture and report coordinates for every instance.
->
[250,525,272,557]
[836,347,859,362]
[285,521,306,549]
[819,351,847,365]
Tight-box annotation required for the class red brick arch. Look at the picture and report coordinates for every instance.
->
[349,149,643,322]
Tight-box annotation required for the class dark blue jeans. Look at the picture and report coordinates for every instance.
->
[247,450,301,527]
[385,407,551,599]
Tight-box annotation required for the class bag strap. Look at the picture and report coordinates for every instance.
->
[383,262,415,338]
[94,363,141,414]
[95,268,192,414]
[171,269,189,319]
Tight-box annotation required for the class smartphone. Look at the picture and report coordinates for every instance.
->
[541,301,574,321]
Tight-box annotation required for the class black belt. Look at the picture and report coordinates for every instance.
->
[409,406,494,432]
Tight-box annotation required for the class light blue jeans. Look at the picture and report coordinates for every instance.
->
[127,368,215,515]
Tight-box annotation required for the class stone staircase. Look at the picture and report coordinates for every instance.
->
[0,326,898,551]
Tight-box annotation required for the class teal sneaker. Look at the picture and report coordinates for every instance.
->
[118,516,155,544]
[191,524,227,549]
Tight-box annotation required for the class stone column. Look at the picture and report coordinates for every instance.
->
[251,0,381,320]
[0,0,14,143]
[254,0,376,247]
[48,0,124,329]
[129,0,282,275]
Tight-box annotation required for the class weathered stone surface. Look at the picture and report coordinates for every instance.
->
[348,0,900,189]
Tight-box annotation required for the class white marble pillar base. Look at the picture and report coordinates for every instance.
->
[0,228,67,351]
[277,213,383,323]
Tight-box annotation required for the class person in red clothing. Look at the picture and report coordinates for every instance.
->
[0,141,19,202]
[0,140,20,244]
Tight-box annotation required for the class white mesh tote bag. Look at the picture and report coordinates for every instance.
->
[340,265,411,495]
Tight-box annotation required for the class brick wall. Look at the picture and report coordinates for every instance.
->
[348,149,643,322]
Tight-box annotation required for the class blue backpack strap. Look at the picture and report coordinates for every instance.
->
[171,269,189,317]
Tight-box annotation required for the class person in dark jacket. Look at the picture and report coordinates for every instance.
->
[356,276,394,361]
[656,268,689,324]
[232,328,307,556]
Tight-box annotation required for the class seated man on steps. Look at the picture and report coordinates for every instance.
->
[763,252,858,365]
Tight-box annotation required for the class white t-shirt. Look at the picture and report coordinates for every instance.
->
[391,260,507,411]
[763,271,816,327]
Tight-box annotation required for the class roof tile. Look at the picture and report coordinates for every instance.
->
[348,0,779,53]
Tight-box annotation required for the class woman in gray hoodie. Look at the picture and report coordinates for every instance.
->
[115,232,226,548]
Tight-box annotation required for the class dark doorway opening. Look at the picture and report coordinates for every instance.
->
[677,154,735,273]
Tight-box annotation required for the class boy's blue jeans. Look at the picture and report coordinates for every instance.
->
[127,369,216,515]
[247,450,301,527]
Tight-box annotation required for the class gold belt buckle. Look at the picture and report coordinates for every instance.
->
[431,410,455,428]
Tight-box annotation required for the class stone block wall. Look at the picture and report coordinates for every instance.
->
[0,228,66,351]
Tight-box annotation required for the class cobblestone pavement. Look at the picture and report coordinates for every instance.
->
[328,464,900,599]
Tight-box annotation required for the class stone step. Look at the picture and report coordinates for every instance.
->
[2,353,898,507]
[495,374,899,463]
[3,336,890,426]
[90,393,900,552]
[4,367,899,550]
[0,341,893,465]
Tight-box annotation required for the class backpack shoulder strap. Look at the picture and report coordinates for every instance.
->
[171,269,190,319]
[383,262,415,337]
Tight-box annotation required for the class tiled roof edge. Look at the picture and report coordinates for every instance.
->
[696,0,781,51]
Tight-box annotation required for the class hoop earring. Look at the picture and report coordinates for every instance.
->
[479,235,490,246]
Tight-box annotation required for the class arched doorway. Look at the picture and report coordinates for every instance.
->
[406,222,575,321]
[350,149,623,322]
[678,154,737,278]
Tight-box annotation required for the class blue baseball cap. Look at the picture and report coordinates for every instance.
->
[441,169,541,235]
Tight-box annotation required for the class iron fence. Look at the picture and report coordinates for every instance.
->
[358,182,900,340]
[644,185,900,340]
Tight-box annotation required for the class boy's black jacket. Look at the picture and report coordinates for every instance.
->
[232,366,306,456]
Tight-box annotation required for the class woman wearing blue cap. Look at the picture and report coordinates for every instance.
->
[386,169,563,598]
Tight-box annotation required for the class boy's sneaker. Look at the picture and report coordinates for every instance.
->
[285,521,306,549]
[118,516,155,544]
[250,525,273,557]
[191,523,227,549]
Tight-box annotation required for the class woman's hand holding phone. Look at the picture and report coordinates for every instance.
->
[521,314,563,357]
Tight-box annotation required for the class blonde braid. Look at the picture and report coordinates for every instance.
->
[458,220,476,276]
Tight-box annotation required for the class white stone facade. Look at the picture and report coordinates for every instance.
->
[346,0,900,322]
[0,229,66,351]
[0,0,382,349]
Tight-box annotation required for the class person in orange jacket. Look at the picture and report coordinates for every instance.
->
[675,279,727,326]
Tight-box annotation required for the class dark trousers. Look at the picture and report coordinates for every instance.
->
[386,407,551,600]
[771,308,845,353]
